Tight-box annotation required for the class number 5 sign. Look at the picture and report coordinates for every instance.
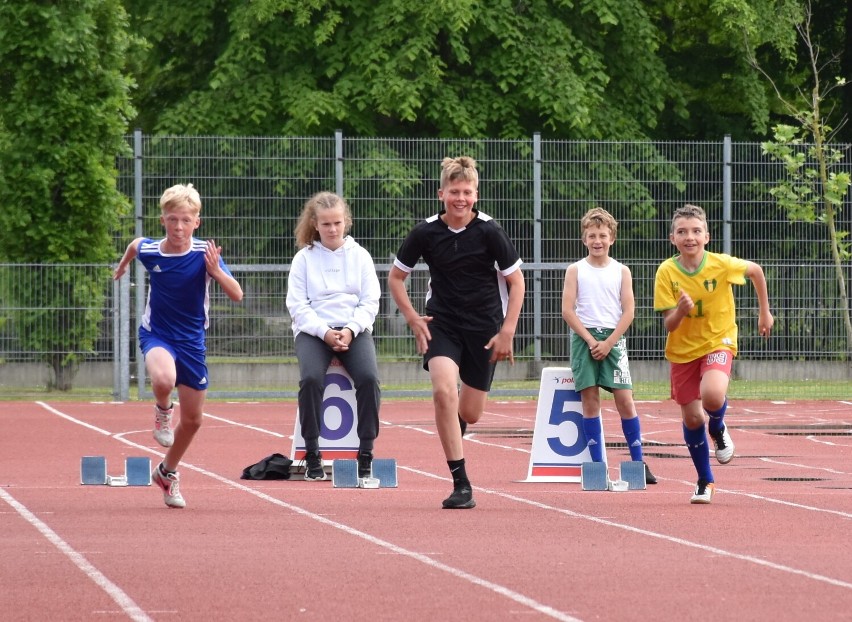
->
[522,367,606,482]
[290,359,360,461]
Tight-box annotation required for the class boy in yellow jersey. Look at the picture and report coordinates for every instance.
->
[654,204,773,504]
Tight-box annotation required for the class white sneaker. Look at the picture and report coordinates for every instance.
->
[710,425,735,464]
[690,479,715,504]
[153,404,174,447]
[152,465,186,508]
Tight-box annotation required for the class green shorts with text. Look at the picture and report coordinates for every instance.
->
[570,328,633,392]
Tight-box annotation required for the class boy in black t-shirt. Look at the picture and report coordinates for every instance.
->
[388,156,525,509]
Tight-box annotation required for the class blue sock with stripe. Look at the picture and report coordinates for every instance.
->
[683,423,714,482]
[582,416,604,462]
[621,416,643,462]
[706,398,728,436]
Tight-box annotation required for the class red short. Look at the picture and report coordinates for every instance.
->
[669,350,734,405]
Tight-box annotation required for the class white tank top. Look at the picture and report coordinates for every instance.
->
[574,258,623,329]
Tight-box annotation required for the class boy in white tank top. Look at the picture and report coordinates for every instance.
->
[562,207,656,484]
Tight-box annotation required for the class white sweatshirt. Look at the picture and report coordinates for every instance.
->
[286,237,381,339]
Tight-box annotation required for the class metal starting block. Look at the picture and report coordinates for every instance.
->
[580,461,609,491]
[332,458,398,488]
[619,461,647,490]
[81,456,107,485]
[80,456,151,486]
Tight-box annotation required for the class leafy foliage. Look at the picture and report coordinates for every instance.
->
[127,0,677,138]
[758,2,852,356]
[0,2,134,388]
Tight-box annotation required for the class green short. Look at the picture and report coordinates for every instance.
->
[570,328,633,392]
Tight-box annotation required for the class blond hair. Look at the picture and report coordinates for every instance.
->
[294,191,352,249]
[160,183,201,215]
[671,203,708,232]
[440,156,479,189]
[580,207,618,239]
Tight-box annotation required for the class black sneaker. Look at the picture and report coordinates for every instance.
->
[458,414,468,437]
[304,451,326,481]
[442,483,476,509]
[644,461,658,485]
[357,451,373,479]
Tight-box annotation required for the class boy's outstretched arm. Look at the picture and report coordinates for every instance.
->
[388,265,433,355]
[113,237,144,280]
[205,240,243,302]
[745,261,774,337]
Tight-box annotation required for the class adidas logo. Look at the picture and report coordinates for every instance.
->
[631,439,641,447]
[587,439,598,446]
[199,376,207,385]
[152,265,162,272]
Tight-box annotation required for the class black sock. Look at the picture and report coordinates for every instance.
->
[159,462,174,476]
[447,458,469,486]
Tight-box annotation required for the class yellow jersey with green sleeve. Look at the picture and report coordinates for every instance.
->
[653,251,748,363]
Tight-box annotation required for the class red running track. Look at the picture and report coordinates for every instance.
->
[2,398,851,621]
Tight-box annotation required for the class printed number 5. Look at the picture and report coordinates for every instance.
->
[546,389,586,457]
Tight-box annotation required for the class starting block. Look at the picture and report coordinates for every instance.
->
[619,461,647,490]
[81,456,108,485]
[580,461,609,491]
[332,458,398,488]
[80,456,151,486]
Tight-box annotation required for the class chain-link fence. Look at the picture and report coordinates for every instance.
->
[1,133,849,399]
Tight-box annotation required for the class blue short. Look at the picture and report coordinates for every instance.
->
[139,329,209,391]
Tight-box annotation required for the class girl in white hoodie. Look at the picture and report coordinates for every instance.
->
[286,192,382,481]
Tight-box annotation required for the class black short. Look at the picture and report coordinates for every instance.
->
[423,320,497,392]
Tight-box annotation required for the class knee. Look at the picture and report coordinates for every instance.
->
[432,385,457,410]
[299,373,325,392]
[703,396,726,413]
[459,406,482,424]
[149,373,175,394]
[683,412,705,430]
[354,374,380,392]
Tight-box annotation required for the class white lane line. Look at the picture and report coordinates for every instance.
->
[0,488,153,622]
[402,467,852,591]
[203,412,287,438]
[39,402,582,622]
[36,401,112,436]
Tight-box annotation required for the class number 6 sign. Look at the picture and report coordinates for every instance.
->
[290,359,360,461]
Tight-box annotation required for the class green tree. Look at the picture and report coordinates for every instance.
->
[127,0,677,139]
[0,2,135,389]
[124,0,817,141]
[649,0,803,139]
[758,2,852,356]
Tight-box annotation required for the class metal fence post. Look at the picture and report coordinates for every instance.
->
[335,129,344,197]
[723,134,732,255]
[533,133,542,362]
[112,277,120,399]
[134,128,145,398]
[119,273,130,401]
